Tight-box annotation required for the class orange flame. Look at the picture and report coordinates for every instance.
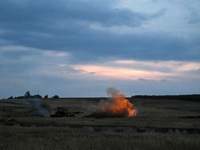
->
[112,94,137,117]
[94,93,137,117]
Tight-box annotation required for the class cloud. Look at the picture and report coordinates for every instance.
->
[71,59,200,81]
[1,45,199,84]
[71,64,169,80]
[0,0,164,28]
[0,45,70,79]
[1,0,198,63]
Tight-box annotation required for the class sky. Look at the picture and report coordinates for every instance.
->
[0,0,200,98]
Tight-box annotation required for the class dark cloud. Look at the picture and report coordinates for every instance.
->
[0,0,163,27]
[0,0,184,63]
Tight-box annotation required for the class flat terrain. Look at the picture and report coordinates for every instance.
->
[0,97,200,150]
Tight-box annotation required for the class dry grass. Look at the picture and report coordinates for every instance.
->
[0,98,200,150]
[1,98,199,129]
[0,126,200,150]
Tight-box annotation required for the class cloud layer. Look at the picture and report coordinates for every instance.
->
[1,0,199,61]
[0,0,200,98]
[71,60,200,81]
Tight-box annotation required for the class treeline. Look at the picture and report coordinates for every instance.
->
[132,94,200,102]
[7,91,59,99]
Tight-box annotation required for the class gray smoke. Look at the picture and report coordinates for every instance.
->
[106,87,120,97]
[28,98,50,117]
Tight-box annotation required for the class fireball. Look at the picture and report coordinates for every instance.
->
[90,87,137,117]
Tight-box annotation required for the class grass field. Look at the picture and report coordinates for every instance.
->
[0,97,200,150]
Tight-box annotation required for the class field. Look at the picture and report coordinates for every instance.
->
[0,97,200,150]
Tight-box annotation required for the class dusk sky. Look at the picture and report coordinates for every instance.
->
[0,0,200,98]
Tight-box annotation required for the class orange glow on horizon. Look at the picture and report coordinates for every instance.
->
[69,59,200,81]
[71,64,170,80]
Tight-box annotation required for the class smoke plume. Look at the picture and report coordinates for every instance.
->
[106,87,120,97]
[28,98,50,117]
[88,87,137,117]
